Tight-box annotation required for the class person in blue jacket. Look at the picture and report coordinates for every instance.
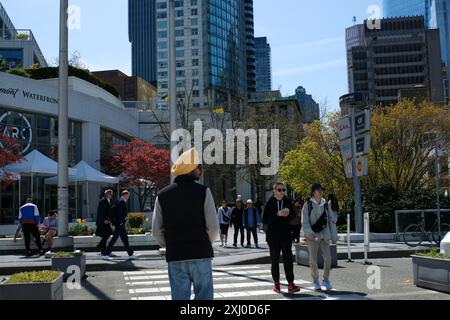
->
[243,199,261,248]
[18,198,44,257]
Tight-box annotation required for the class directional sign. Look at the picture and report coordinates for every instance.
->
[341,134,370,159]
[344,157,369,178]
[338,116,351,141]
[354,109,371,135]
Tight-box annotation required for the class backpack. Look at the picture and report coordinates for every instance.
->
[220,208,230,223]
[308,200,328,233]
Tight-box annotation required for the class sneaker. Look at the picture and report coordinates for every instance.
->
[288,283,300,294]
[233,243,237,248]
[322,280,333,291]
[313,280,322,291]
[255,245,260,249]
[273,282,281,294]
[38,250,45,256]
[102,255,113,261]
[128,254,141,260]
[245,244,251,248]
[25,251,32,257]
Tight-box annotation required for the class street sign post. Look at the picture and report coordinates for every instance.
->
[340,93,370,233]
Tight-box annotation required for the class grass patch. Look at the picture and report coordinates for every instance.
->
[4,271,61,284]
[53,251,85,258]
[416,247,450,260]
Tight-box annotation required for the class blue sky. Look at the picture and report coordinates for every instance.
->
[1,0,382,111]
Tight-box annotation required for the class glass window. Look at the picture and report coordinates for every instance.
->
[176,50,185,58]
[175,19,184,27]
[157,20,167,29]
[191,9,198,15]
[175,29,184,37]
[176,60,185,68]
[157,31,168,38]
[192,59,199,66]
[157,2,167,9]
[176,40,184,48]
[157,42,168,49]
[176,10,184,17]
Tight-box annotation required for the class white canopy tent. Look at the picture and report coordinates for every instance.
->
[3,150,77,213]
[45,161,120,219]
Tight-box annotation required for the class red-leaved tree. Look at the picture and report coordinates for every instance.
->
[0,134,23,188]
[111,140,170,211]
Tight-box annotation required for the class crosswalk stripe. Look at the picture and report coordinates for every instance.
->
[125,269,273,281]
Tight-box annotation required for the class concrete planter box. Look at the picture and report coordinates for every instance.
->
[295,244,338,268]
[412,255,450,293]
[52,255,86,281]
[0,272,64,300]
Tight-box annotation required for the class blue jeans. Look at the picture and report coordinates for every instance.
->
[168,258,213,300]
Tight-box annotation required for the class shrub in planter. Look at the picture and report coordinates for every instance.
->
[16,33,30,40]
[128,213,144,228]
[0,270,63,300]
[69,223,89,236]
[412,248,450,293]
[52,251,86,281]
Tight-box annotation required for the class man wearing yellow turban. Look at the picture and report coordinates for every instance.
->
[152,148,219,300]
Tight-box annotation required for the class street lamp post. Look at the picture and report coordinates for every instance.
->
[168,0,177,183]
[57,0,69,237]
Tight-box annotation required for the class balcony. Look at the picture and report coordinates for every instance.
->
[0,28,47,67]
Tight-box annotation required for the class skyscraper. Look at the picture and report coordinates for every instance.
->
[346,16,445,106]
[383,0,450,99]
[144,0,251,111]
[255,37,272,92]
[129,0,157,84]
[245,0,256,96]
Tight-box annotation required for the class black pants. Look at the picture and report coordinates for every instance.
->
[233,224,245,246]
[268,238,294,283]
[97,236,110,255]
[246,228,258,246]
[105,225,133,256]
[22,224,42,252]
[291,225,301,242]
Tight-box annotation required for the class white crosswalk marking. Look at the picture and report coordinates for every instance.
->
[122,265,366,300]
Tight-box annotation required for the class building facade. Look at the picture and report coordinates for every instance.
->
[383,0,450,100]
[92,70,157,102]
[129,0,157,84]
[245,0,256,96]
[346,16,445,107]
[0,2,47,70]
[0,71,142,230]
[255,37,272,92]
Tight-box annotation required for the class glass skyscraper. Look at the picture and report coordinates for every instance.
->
[255,37,272,92]
[129,0,157,84]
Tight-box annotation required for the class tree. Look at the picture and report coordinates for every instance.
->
[111,140,170,211]
[279,114,353,202]
[0,134,22,188]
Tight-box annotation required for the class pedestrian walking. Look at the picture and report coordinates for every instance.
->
[95,189,113,256]
[302,183,339,291]
[263,182,300,294]
[152,148,219,301]
[104,190,136,260]
[218,200,232,247]
[231,199,245,248]
[290,198,303,243]
[18,198,44,257]
[243,199,260,248]
[327,194,340,244]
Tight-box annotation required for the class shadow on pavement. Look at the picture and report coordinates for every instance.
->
[81,278,112,300]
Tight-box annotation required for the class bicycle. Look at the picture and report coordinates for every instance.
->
[402,215,450,247]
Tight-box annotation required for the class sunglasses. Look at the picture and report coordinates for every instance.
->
[277,188,286,192]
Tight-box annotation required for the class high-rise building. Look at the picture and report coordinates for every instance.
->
[245,0,256,96]
[346,16,445,106]
[383,0,450,99]
[150,0,250,112]
[255,37,272,92]
[129,0,157,85]
[0,2,47,70]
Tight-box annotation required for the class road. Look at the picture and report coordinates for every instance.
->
[64,257,450,300]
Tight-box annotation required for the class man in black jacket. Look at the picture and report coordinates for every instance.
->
[104,190,135,259]
[262,182,300,295]
[231,199,245,248]
[96,189,113,256]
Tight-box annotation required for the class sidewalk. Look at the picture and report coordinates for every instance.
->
[0,233,434,274]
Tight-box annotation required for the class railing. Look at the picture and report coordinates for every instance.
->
[0,28,48,67]
[394,209,450,240]
[0,2,16,32]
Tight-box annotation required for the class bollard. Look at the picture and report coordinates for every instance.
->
[364,212,372,265]
[347,214,353,262]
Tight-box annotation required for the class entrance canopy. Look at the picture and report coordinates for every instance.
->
[4,150,77,176]
[44,161,119,185]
